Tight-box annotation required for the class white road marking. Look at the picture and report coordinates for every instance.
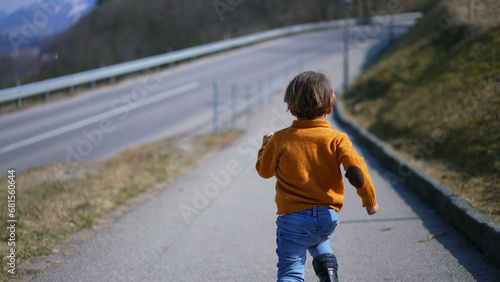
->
[0,82,200,155]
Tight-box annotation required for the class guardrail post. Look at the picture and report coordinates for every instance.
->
[297,59,303,71]
[283,66,290,85]
[468,0,474,20]
[268,74,274,99]
[69,86,75,96]
[388,14,394,44]
[16,98,22,109]
[44,92,50,101]
[231,84,237,128]
[213,81,220,135]
[245,84,252,125]
[258,79,264,107]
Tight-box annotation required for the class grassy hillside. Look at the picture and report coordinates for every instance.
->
[344,0,499,221]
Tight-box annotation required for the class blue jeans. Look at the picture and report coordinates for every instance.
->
[276,206,340,282]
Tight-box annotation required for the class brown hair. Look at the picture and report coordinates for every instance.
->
[284,71,336,119]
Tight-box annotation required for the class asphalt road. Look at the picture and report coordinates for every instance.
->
[6,22,500,281]
[1,22,407,174]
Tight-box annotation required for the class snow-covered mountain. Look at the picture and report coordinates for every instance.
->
[0,0,96,53]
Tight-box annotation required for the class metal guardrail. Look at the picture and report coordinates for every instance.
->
[0,12,422,106]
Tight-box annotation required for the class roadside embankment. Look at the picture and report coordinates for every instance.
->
[339,0,500,265]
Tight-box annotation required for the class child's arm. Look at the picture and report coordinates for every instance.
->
[337,133,379,215]
[255,132,277,178]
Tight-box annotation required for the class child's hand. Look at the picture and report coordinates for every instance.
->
[364,203,379,215]
[262,132,274,145]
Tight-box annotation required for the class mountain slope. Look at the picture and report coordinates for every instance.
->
[0,0,96,53]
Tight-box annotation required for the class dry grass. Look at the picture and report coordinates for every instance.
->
[0,129,243,279]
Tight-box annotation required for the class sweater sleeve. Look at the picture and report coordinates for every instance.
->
[336,134,378,208]
[256,139,279,179]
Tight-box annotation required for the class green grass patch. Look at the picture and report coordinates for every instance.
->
[344,0,499,221]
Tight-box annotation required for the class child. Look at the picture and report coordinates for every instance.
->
[256,71,379,282]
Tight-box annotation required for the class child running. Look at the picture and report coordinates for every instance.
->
[256,71,379,282]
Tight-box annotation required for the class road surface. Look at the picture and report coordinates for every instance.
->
[1,22,408,174]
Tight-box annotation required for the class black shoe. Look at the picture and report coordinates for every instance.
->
[312,253,339,282]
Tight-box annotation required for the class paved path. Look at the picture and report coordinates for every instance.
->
[31,93,500,281]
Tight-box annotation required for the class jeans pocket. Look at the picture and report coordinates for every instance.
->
[276,217,311,259]
[320,221,338,242]
[277,229,309,259]
[318,212,340,241]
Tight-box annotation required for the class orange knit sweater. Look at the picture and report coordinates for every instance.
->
[256,119,378,215]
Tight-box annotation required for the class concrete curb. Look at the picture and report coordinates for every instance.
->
[333,100,500,266]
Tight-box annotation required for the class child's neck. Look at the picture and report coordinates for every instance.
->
[296,114,328,121]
